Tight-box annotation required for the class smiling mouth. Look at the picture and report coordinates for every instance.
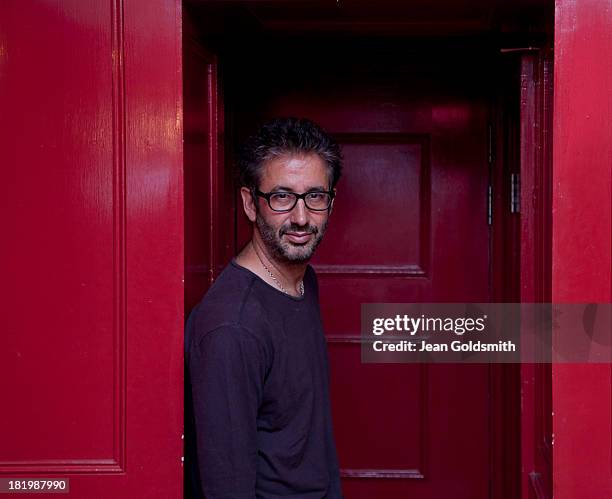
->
[284,232,313,244]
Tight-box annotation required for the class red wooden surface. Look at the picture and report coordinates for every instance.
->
[184,29,218,314]
[226,37,492,499]
[552,0,612,498]
[1,1,183,497]
[488,53,522,499]
[519,52,553,499]
[183,7,231,317]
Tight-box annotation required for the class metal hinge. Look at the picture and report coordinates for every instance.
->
[487,124,494,226]
[488,124,494,164]
[510,173,520,213]
[487,185,493,225]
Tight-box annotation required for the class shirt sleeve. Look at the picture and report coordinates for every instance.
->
[187,324,267,499]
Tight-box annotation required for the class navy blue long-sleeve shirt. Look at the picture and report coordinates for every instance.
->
[185,259,343,499]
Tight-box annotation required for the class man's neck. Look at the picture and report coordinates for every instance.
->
[235,239,307,297]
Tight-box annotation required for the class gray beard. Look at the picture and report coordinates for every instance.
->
[255,212,328,264]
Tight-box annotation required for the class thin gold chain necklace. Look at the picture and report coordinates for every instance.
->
[252,243,304,296]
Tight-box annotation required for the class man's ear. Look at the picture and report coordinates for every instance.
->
[240,187,257,222]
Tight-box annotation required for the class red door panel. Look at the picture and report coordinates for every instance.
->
[1,1,183,497]
[229,38,491,499]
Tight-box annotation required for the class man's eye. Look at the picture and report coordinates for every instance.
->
[274,193,290,200]
[307,192,323,199]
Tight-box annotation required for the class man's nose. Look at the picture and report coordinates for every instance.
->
[289,198,308,226]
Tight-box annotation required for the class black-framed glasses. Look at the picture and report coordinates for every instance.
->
[252,188,335,212]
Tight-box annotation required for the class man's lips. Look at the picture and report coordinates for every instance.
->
[284,231,313,243]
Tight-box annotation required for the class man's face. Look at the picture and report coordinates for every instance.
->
[251,153,333,263]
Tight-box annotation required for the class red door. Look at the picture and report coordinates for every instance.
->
[1,1,183,497]
[228,37,493,499]
[552,0,612,497]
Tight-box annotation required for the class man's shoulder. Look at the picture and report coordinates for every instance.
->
[185,261,270,350]
[199,261,254,310]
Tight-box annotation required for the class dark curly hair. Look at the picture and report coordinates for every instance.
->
[236,117,343,190]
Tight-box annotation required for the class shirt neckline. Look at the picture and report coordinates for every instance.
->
[230,258,308,302]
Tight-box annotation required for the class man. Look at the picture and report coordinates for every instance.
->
[185,117,344,499]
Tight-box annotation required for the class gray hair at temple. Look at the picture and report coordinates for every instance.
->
[236,117,343,190]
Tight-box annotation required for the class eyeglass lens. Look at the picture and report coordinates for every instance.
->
[269,192,331,211]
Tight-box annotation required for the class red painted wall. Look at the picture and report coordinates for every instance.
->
[553,0,612,497]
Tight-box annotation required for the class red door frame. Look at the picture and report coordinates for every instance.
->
[183,23,534,499]
[489,45,555,499]
[552,0,612,497]
[519,50,554,499]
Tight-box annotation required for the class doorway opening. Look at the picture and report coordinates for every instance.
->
[182,2,554,498]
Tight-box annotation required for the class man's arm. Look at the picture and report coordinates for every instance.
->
[187,324,267,499]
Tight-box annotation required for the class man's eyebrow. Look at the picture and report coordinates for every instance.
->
[269,185,328,192]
